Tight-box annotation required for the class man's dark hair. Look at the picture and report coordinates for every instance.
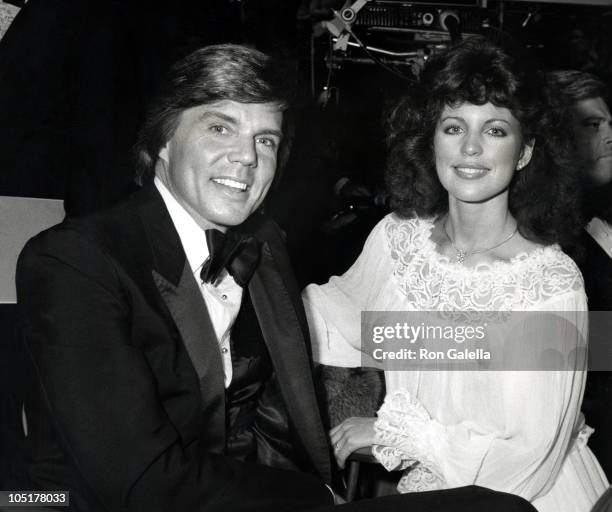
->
[547,70,608,104]
[134,44,293,184]
[385,36,583,247]
[547,70,612,223]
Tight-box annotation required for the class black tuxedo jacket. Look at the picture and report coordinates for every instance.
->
[578,229,612,479]
[11,185,332,511]
[579,230,612,312]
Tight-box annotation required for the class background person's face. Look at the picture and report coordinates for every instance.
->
[434,102,532,206]
[156,100,283,231]
[571,97,612,187]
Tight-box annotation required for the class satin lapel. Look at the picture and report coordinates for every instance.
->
[249,242,332,482]
[135,186,226,453]
[152,264,226,453]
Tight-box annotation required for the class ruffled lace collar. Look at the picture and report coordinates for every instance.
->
[384,214,582,311]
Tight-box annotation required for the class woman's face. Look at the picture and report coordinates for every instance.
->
[433,101,533,206]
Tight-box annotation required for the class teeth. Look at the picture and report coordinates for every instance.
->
[455,167,487,174]
[213,178,248,191]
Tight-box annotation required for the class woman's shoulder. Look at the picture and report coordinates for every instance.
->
[384,212,433,230]
[512,243,585,303]
[382,213,435,253]
[518,243,581,278]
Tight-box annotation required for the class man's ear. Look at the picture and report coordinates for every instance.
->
[517,138,535,171]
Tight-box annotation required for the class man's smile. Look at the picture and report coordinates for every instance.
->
[212,177,250,192]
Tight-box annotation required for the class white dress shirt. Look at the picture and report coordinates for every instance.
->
[586,217,612,260]
[155,177,242,387]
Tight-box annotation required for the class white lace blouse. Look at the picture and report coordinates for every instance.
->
[303,214,608,510]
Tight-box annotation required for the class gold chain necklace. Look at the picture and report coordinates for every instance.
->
[443,222,518,264]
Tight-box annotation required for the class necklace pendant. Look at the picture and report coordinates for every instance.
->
[443,218,519,265]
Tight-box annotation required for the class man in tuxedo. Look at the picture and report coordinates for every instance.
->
[9,44,535,512]
[548,70,612,310]
[548,70,612,478]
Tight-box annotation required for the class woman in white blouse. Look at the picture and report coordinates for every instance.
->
[303,37,609,511]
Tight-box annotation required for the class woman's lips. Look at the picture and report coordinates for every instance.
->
[453,166,490,179]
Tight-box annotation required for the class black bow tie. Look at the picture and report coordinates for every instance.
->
[200,229,261,288]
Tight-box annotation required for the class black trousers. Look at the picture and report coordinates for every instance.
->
[320,486,536,512]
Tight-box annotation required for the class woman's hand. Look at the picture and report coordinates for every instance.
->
[330,417,377,469]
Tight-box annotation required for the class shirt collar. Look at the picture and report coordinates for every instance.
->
[154,177,209,274]
[586,216,612,259]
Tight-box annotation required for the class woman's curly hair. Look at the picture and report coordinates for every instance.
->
[385,36,584,247]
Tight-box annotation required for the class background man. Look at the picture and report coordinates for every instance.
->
[548,70,612,479]
[7,44,534,512]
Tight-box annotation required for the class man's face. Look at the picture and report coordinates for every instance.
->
[156,100,283,231]
[571,96,612,187]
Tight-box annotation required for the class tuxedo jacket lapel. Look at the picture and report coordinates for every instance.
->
[136,186,226,452]
[249,241,332,483]
[152,266,226,453]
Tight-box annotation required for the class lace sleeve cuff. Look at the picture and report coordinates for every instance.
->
[372,445,414,471]
[373,390,443,482]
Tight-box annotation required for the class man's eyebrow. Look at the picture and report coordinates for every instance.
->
[197,110,283,139]
[198,111,237,124]
[257,128,283,140]
[580,116,605,123]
